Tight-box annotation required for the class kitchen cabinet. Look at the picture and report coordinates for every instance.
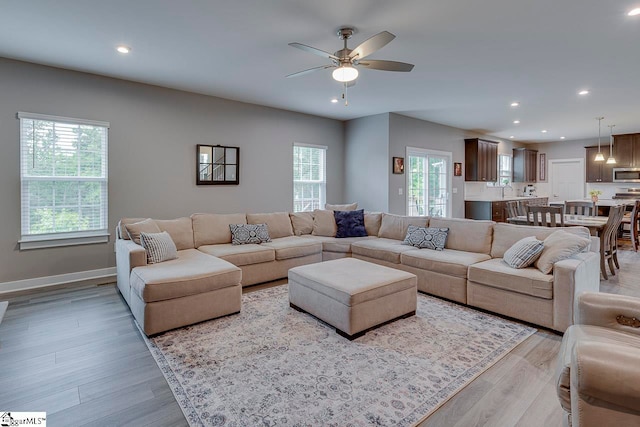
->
[585,146,614,183]
[613,133,640,167]
[513,148,538,182]
[465,138,498,182]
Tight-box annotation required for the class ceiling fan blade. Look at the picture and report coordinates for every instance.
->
[349,31,395,60]
[357,59,414,72]
[289,43,339,61]
[286,64,334,78]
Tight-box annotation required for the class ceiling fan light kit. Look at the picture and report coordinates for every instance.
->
[287,27,414,104]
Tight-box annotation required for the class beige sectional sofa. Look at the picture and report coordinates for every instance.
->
[116,210,600,335]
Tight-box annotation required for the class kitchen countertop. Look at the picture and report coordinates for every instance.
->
[550,199,632,206]
[464,196,547,202]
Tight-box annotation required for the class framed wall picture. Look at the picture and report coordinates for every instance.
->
[393,157,404,174]
[539,153,546,181]
[454,162,462,177]
[196,144,240,185]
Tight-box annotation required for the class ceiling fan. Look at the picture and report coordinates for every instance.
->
[287,28,414,84]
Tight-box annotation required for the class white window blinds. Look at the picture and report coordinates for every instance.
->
[19,112,109,249]
[293,143,327,212]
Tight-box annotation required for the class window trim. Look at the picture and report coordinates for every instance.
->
[18,112,110,250]
[293,142,327,212]
[488,153,513,187]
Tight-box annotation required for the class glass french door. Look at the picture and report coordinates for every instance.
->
[406,148,452,217]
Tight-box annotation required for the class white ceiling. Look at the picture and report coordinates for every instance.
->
[1,0,639,142]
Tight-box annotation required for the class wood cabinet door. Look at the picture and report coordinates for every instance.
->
[491,201,505,222]
[478,140,488,181]
[487,142,498,182]
[633,135,640,167]
[527,150,538,182]
[614,134,634,168]
[585,147,602,182]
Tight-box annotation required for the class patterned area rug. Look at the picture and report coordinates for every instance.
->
[142,285,535,426]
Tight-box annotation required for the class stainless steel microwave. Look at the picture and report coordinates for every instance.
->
[613,168,640,183]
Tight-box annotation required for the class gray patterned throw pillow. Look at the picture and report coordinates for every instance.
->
[503,236,544,269]
[139,231,178,264]
[230,223,272,245]
[403,225,449,250]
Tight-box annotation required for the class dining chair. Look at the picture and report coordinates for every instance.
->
[600,204,625,280]
[527,205,565,227]
[565,201,596,216]
[505,201,520,220]
[621,201,640,252]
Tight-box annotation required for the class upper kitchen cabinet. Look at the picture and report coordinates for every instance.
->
[465,138,498,182]
[585,146,614,182]
[513,148,538,182]
[613,133,640,168]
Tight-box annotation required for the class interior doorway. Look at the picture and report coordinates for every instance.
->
[548,158,585,202]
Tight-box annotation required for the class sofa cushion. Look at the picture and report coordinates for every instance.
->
[230,223,271,245]
[351,238,420,264]
[535,230,591,274]
[429,217,494,254]
[261,236,322,260]
[155,217,195,250]
[334,209,367,238]
[491,223,591,258]
[125,218,161,245]
[503,236,544,269]
[139,231,178,264]
[402,226,449,250]
[191,213,247,247]
[130,249,241,303]
[364,212,383,237]
[301,235,377,253]
[378,214,429,240]
[118,217,147,240]
[247,212,294,239]
[401,249,491,278]
[312,209,337,237]
[198,243,275,266]
[325,202,357,211]
[289,212,314,236]
[468,258,554,299]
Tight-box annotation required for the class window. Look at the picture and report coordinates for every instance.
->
[293,143,326,212]
[406,147,452,217]
[488,154,512,187]
[19,112,109,249]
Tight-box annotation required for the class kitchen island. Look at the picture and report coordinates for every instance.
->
[464,196,549,222]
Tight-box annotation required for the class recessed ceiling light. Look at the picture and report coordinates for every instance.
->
[541,130,548,133]
[116,45,131,54]
[628,8,640,16]
[578,90,590,96]
[513,120,520,124]
[510,102,519,107]
[330,98,338,104]
[560,136,566,140]
[509,136,515,139]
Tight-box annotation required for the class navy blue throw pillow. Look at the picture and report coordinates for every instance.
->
[334,209,367,238]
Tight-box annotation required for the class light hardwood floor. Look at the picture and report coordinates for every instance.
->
[1,248,638,427]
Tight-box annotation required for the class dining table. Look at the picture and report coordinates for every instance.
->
[507,214,608,236]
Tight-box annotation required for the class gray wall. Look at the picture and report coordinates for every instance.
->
[0,58,344,283]
[527,137,599,161]
[344,114,389,211]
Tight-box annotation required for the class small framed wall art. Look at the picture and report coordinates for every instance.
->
[454,162,462,177]
[393,157,404,174]
[539,153,546,181]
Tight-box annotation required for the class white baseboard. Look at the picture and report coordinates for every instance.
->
[0,267,116,295]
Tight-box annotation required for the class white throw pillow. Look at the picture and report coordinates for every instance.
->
[535,230,591,274]
[503,236,544,269]
[139,231,178,264]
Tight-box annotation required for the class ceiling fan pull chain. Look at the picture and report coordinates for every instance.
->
[344,82,348,106]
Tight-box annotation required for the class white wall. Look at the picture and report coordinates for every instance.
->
[344,114,389,211]
[0,58,344,283]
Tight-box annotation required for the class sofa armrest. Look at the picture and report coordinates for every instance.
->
[575,292,640,336]
[115,239,147,301]
[552,252,600,332]
[588,236,599,254]
[571,341,640,418]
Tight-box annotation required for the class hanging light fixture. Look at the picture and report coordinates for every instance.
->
[606,124,617,164]
[594,117,605,162]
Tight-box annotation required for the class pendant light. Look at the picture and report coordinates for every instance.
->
[594,117,605,162]
[606,124,617,164]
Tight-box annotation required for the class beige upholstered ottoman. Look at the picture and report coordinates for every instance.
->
[288,258,417,339]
